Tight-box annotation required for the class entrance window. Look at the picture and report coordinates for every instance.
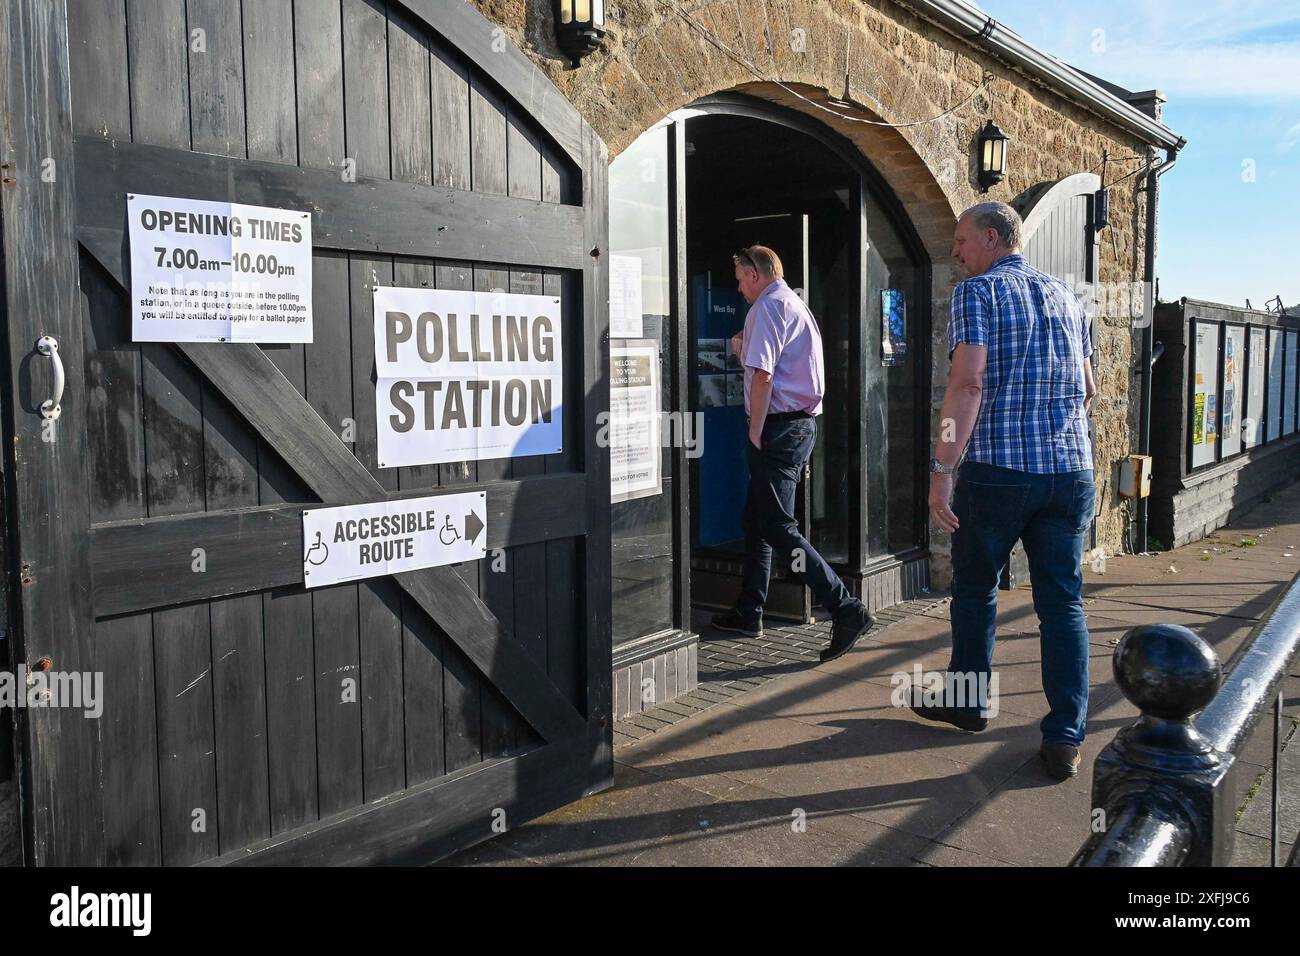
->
[863,189,924,556]
[609,122,677,646]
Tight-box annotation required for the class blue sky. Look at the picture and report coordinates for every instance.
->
[975,0,1300,309]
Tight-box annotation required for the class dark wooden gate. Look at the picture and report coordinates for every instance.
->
[0,0,611,866]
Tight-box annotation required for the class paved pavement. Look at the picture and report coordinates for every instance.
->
[447,483,1300,867]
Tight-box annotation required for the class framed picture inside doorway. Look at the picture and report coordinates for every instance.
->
[882,289,907,366]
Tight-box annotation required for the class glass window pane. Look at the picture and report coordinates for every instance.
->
[862,189,921,556]
[608,123,675,646]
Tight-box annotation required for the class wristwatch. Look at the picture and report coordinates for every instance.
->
[928,457,955,476]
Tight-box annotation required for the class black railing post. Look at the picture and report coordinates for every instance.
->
[1074,623,1235,866]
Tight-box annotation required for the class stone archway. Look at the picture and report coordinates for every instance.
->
[477,0,990,253]
[474,0,1150,584]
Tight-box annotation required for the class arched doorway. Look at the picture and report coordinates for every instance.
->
[608,95,931,663]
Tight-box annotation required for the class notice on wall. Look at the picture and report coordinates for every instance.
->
[373,286,563,468]
[1222,326,1244,457]
[1190,323,1218,467]
[609,254,644,338]
[609,341,662,502]
[302,491,487,589]
[127,194,313,343]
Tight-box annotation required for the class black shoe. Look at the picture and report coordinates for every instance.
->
[711,608,762,638]
[909,699,989,733]
[1040,743,1081,780]
[820,604,874,662]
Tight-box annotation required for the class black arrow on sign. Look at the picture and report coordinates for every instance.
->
[465,509,485,545]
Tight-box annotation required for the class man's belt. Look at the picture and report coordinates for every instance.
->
[765,409,816,421]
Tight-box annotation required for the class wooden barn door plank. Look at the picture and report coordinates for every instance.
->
[66,0,162,867]
[294,0,368,821]
[125,0,224,867]
[186,0,274,855]
[0,0,103,865]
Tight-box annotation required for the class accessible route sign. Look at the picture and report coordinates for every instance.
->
[302,491,487,588]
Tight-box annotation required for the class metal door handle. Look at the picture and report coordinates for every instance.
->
[36,335,63,420]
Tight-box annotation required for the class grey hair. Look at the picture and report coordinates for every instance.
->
[960,201,1023,250]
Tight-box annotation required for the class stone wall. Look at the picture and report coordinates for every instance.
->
[471,0,1159,585]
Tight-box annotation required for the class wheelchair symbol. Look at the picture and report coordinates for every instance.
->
[305,530,329,566]
[439,514,460,546]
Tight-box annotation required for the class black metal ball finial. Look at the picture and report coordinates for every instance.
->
[1113,624,1221,721]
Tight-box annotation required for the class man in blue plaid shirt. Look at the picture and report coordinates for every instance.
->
[912,201,1097,782]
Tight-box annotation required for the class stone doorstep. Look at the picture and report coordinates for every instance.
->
[615,596,948,745]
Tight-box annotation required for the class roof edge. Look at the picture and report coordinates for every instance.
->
[894,0,1185,150]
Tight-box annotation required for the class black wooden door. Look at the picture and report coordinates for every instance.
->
[1,0,610,866]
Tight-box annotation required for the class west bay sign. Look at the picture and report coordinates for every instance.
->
[125,193,570,585]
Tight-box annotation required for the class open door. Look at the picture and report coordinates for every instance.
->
[690,212,813,623]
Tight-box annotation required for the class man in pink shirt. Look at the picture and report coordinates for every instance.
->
[711,245,874,661]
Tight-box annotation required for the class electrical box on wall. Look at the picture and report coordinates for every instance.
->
[1119,455,1152,499]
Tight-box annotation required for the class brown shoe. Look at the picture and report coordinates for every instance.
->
[1040,743,1081,780]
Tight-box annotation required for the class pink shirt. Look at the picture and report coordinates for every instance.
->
[741,279,825,417]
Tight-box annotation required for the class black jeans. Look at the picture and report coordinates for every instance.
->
[736,415,855,621]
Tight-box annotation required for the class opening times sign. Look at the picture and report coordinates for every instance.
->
[373,286,563,467]
[127,193,313,343]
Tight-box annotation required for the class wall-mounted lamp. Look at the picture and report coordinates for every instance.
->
[554,0,606,66]
[977,119,1009,192]
[1094,188,1111,229]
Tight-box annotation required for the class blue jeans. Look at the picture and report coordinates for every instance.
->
[737,416,856,621]
[948,461,1095,746]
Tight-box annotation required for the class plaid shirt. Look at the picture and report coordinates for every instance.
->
[947,253,1093,474]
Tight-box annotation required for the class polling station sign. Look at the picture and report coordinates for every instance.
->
[128,193,313,343]
[302,491,487,589]
[373,286,563,467]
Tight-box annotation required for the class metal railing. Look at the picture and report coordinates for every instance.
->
[1072,571,1300,866]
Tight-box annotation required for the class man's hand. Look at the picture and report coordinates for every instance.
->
[928,473,959,533]
[748,369,774,449]
[731,331,744,359]
[1083,357,1097,417]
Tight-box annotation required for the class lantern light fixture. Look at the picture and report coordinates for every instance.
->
[554,0,606,66]
[977,119,1009,192]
